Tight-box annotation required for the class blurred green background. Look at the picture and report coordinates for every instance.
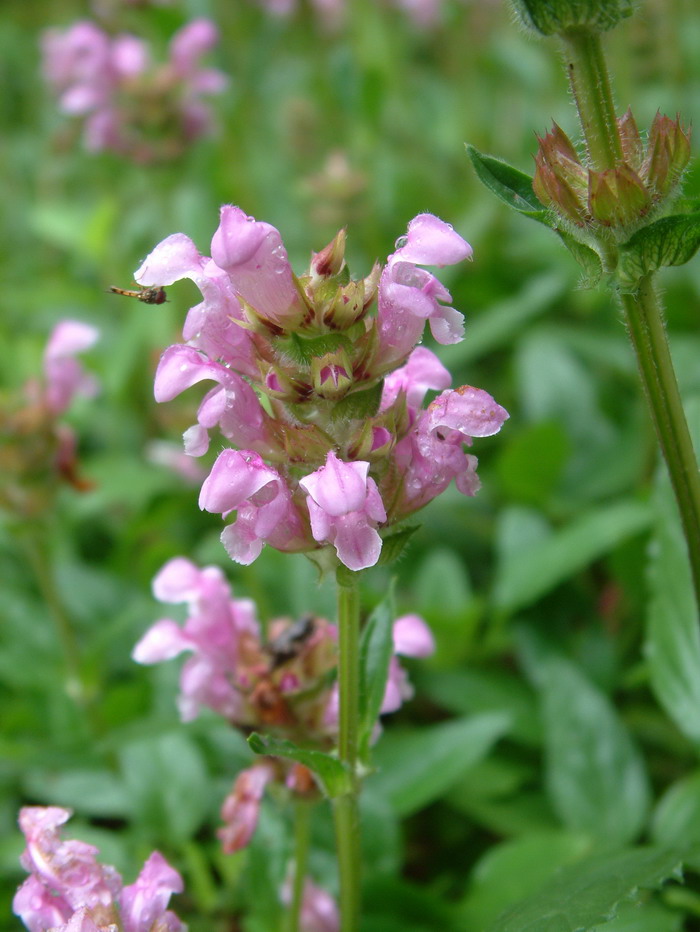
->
[2,0,700,929]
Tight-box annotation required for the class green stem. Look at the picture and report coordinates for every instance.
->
[558,29,623,169]
[555,24,700,609]
[21,530,91,711]
[332,571,361,932]
[619,276,700,608]
[285,802,312,932]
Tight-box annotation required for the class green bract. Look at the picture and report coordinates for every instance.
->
[511,0,634,36]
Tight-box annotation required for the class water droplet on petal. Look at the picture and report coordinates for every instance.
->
[394,235,408,249]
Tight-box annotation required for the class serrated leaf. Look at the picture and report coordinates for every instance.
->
[534,655,650,845]
[618,212,700,288]
[466,145,549,220]
[247,733,350,797]
[554,229,603,287]
[488,846,683,932]
[493,500,652,614]
[645,397,700,744]
[358,588,396,760]
[369,713,510,816]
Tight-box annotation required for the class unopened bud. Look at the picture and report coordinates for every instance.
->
[310,228,347,279]
[511,0,634,36]
[324,279,367,329]
[642,112,691,198]
[532,124,588,225]
[588,164,650,227]
[617,109,643,170]
[311,350,353,400]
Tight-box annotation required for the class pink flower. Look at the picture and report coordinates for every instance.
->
[13,808,183,932]
[381,346,451,412]
[120,852,183,932]
[390,385,509,516]
[210,205,305,329]
[219,763,276,853]
[43,320,99,415]
[382,614,435,713]
[133,557,258,721]
[281,878,340,932]
[378,214,472,365]
[299,452,387,571]
[199,450,310,564]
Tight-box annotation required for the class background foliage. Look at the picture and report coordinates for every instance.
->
[2,0,700,929]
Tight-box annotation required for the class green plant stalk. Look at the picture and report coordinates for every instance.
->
[557,28,700,608]
[332,572,361,931]
[21,529,92,714]
[285,801,312,932]
[558,29,623,170]
[620,277,700,606]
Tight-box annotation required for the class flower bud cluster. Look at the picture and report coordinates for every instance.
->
[137,208,508,571]
[13,807,184,932]
[533,112,691,235]
[41,19,227,161]
[1,321,99,517]
[133,557,434,736]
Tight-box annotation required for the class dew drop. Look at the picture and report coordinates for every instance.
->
[394,235,408,249]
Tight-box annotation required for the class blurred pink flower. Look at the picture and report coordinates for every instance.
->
[13,808,183,932]
[43,320,99,415]
[41,19,227,161]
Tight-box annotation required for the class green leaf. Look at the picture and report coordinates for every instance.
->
[618,212,700,288]
[645,396,700,744]
[652,770,700,870]
[493,500,652,614]
[119,733,209,844]
[330,380,383,421]
[554,229,603,287]
[283,330,351,365]
[488,846,683,932]
[459,831,591,929]
[466,145,549,220]
[247,733,350,797]
[358,589,396,760]
[377,524,420,566]
[534,655,651,845]
[369,713,510,816]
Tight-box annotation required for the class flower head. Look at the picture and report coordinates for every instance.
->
[138,208,506,571]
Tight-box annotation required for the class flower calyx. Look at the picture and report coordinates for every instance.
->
[533,113,691,235]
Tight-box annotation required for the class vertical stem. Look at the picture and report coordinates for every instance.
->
[285,801,311,932]
[619,277,700,608]
[556,24,700,608]
[332,571,361,932]
[21,529,90,711]
[558,29,623,169]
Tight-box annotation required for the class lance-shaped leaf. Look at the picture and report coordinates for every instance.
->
[645,397,700,744]
[618,212,700,289]
[358,588,396,760]
[488,846,683,932]
[466,145,549,220]
[247,733,351,797]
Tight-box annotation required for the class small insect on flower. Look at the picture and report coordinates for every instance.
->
[265,615,316,670]
[108,285,168,305]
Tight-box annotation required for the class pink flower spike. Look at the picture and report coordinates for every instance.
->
[393,614,435,658]
[392,213,473,267]
[43,320,99,415]
[427,386,510,439]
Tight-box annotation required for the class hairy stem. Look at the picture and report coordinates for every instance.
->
[332,571,361,931]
